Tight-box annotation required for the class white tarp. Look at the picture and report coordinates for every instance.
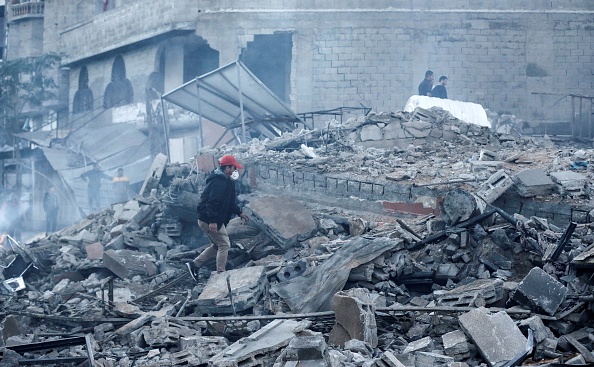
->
[404,96,490,128]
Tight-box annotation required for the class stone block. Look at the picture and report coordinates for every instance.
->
[329,288,378,348]
[511,267,568,315]
[102,249,157,280]
[458,308,527,367]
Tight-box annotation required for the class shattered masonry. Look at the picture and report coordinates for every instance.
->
[1,108,594,366]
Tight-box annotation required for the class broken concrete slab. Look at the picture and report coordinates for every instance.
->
[510,267,568,315]
[271,237,401,313]
[442,330,470,360]
[434,278,504,307]
[513,169,555,197]
[246,196,317,249]
[281,334,329,363]
[209,319,308,367]
[102,249,157,280]
[329,288,378,348]
[550,170,587,196]
[402,336,432,354]
[139,153,168,197]
[458,308,527,367]
[195,266,267,314]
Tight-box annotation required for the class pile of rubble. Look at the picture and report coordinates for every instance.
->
[0,107,594,367]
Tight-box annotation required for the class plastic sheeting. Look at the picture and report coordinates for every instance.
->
[404,96,490,128]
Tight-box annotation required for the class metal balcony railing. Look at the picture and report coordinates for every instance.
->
[10,1,45,21]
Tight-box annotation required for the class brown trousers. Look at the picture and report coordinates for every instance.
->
[192,220,231,273]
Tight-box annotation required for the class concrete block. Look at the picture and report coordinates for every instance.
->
[513,169,555,197]
[511,267,568,315]
[102,249,157,280]
[284,335,328,361]
[458,308,527,367]
[476,169,514,203]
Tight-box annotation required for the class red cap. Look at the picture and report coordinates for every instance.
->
[219,154,243,169]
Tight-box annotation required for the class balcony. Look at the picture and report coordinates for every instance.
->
[60,0,198,65]
[10,1,45,22]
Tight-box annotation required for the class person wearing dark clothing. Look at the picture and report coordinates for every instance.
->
[80,163,111,210]
[112,168,130,203]
[418,70,434,96]
[43,185,59,234]
[1,193,22,242]
[186,155,250,280]
[432,75,448,99]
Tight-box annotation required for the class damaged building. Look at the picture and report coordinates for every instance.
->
[1,108,594,366]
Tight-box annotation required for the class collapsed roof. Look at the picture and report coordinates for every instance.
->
[162,60,304,142]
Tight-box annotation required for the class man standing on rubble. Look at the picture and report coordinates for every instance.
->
[418,70,434,97]
[432,76,448,99]
[43,185,59,235]
[186,154,250,281]
[112,167,131,203]
[80,163,111,211]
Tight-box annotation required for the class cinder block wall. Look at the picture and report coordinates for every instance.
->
[197,4,594,124]
[251,163,583,226]
[48,0,593,127]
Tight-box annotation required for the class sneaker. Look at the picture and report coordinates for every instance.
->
[185,262,199,282]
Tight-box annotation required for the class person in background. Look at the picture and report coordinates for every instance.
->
[43,185,59,235]
[80,163,111,210]
[432,75,448,99]
[418,70,434,96]
[185,154,250,281]
[2,193,22,241]
[112,167,130,203]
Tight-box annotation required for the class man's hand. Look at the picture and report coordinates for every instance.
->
[240,212,250,223]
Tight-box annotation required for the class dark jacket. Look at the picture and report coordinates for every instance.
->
[418,79,433,96]
[197,169,241,228]
[432,85,448,99]
[43,191,59,214]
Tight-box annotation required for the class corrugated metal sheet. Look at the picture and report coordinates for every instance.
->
[162,60,302,140]
[41,124,152,214]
